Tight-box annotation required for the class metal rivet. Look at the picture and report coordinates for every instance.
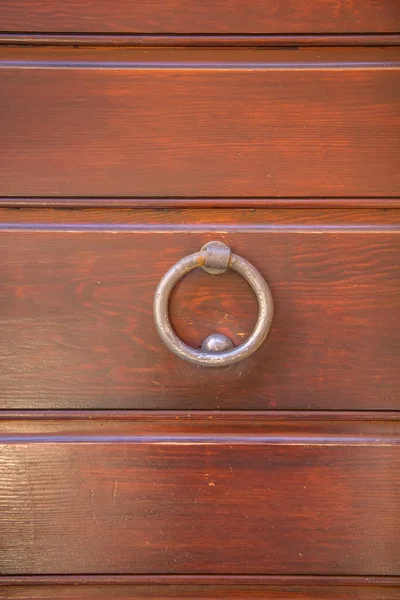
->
[201,333,234,354]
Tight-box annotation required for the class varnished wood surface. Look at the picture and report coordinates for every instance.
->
[0,415,399,575]
[2,411,399,422]
[2,206,399,225]
[1,47,399,199]
[2,197,400,209]
[2,411,399,439]
[0,0,399,34]
[2,576,400,599]
[2,33,400,47]
[1,3,399,590]
[2,580,400,599]
[2,575,400,586]
[0,208,399,410]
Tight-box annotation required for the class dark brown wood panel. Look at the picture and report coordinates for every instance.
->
[2,580,400,599]
[0,0,399,33]
[2,410,400,422]
[2,198,400,209]
[2,33,400,47]
[2,206,399,225]
[1,47,399,199]
[0,415,399,575]
[2,574,400,600]
[0,208,399,410]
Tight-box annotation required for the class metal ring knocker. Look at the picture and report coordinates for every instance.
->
[154,242,274,367]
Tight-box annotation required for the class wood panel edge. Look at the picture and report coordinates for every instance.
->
[1,410,399,422]
[1,575,399,586]
[1,198,399,209]
[1,33,400,47]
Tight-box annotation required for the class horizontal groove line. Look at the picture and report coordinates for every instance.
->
[0,408,400,420]
[4,32,400,36]
[0,224,398,232]
[1,61,397,70]
[1,574,399,586]
[1,198,399,209]
[1,33,399,47]
[1,410,398,420]
[2,196,399,200]
[1,435,398,445]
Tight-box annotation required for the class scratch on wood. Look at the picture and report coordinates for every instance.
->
[112,480,118,503]
[89,489,98,524]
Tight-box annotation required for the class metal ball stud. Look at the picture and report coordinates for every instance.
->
[201,333,234,354]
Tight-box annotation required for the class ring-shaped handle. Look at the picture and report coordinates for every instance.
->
[153,242,274,367]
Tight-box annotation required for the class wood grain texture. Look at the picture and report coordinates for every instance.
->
[2,580,400,599]
[2,575,400,600]
[2,575,400,586]
[0,0,399,33]
[0,416,399,575]
[0,208,399,410]
[2,198,400,209]
[1,47,399,199]
[2,410,400,422]
[2,33,400,47]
